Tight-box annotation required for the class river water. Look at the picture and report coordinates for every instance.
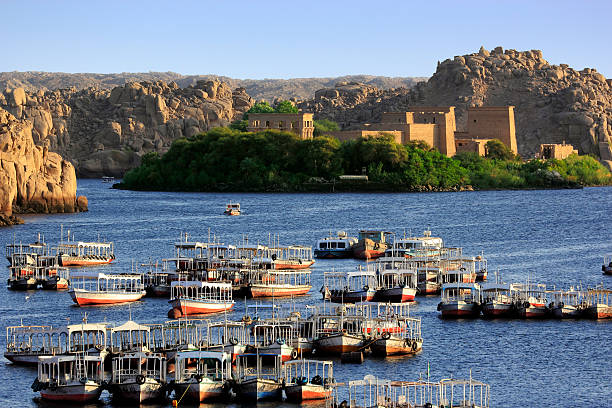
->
[0,180,611,407]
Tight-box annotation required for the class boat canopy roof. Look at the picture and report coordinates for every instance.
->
[480,282,510,291]
[441,282,481,290]
[39,354,104,363]
[67,322,108,332]
[235,244,267,250]
[111,320,150,333]
[174,241,208,249]
[59,241,112,249]
[347,270,377,278]
[176,350,229,362]
[97,273,141,280]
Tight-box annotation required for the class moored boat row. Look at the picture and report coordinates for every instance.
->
[438,282,612,320]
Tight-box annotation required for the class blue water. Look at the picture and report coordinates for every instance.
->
[0,180,611,407]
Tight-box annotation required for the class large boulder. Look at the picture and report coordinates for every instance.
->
[0,107,84,220]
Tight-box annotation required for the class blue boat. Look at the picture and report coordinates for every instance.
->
[314,231,357,259]
[234,353,283,401]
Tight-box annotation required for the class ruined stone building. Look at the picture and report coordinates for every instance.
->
[536,142,578,159]
[247,112,314,139]
[329,106,517,157]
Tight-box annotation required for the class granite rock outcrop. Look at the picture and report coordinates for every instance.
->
[1,80,254,176]
[0,107,86,224]
[300,47,612,164]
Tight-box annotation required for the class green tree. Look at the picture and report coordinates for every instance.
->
[274,100,299,113]
[243,101,275,119]
[313,119,340,136]
[229,119,248,131]
[485,139,516,160]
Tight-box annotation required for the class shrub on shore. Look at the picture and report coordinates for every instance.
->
[116,129,612,192]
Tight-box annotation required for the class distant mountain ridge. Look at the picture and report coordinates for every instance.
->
[0,72,426,101]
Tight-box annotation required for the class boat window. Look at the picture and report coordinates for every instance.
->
[319,243,327,249]
[331,242,337,249]
[338,242,345,249]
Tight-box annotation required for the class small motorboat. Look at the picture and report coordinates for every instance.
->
[314,231,357,259]
[224,202,241,216]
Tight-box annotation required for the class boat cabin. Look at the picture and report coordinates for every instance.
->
[109,321,151,353]
[225,202,241,215]
[111,351,166,385]
[37,354,105,388]
[357,230,392,244]
[175,350,232,383]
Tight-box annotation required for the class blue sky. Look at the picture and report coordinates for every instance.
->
[3,0,611,78]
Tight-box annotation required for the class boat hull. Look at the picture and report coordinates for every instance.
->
[8,278,37,290]
[257,343,294,362]
[41,278,69,290]
[438,301,480,318]
[328,290,375,303]
[314,249,353,259]
[111,381,165,403]
[552,305,582,319]
[285,384,332,401]
[370,337,422,356]
[170,298,234,316]
[315,333,365,355]
[481,302,514,318]
[70,289,146,306]
[59,255,114,267]
[40,383,103,403]
[375,287,416,303]
[272,260,314,270]
[174,381,226,402]
[5,352,46,366]
[237,378,283,401]
[584,304,612,319]
[517,305,549,318]
[249,284,311,298]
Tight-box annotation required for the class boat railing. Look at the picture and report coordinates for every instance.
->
[376,303,411,319]
[170,281,233,304]
[206,321,248,346]
[439,377,490,408]
[584,288,612,306]
[252,323,296,346]
[236,353,283,382]
[251,269,312,286]
[283,359,333,385]
[112,354,166,383]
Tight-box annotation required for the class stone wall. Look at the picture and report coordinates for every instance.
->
[466,107,517,153]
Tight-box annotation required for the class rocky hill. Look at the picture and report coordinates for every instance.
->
[300,47,612,164]
[0,72,425,102]
[0,107,87,225]
[0,80,254,177]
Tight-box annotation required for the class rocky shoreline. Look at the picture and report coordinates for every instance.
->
[0,107,88,227]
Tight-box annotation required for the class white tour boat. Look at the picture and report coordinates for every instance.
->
[173,350,232,402]
[69,273,146,306]
[109,351,167,403]
[314,231,357,259]
[32,354,105,403]
[169,281,234,317]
